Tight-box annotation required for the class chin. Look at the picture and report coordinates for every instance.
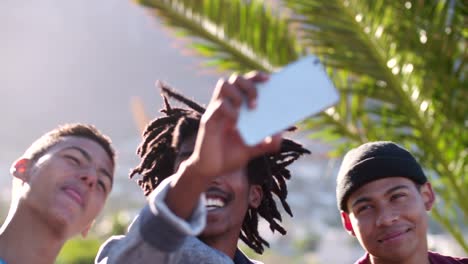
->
[199,224,228,239]
[46,207,80,235]
[371,248,413,262]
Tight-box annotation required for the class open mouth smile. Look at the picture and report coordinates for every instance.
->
[205,187,232,211]
[206,197,226,211]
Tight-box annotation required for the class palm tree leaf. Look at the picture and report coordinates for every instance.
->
[137,0,301,72]
[286,0,467,122]
[135,0,468,251]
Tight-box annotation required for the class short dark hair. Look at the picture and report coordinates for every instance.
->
[23,123,115,165]
[130,83,310,254]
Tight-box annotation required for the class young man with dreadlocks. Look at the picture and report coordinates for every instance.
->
[96,72,310,264]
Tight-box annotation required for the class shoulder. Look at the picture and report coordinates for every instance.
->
[429,251,468,263]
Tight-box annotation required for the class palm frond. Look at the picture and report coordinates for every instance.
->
[137,0,301,72]
[135,0,468,252]
[287,0,468,250]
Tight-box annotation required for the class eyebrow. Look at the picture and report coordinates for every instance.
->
[63,146,113,185]
[351,184,410,209]
[385,185,409,196]
[351,197,371,209]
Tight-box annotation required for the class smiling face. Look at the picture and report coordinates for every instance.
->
[174,135,262,241]
[341,177,435,263]
[13,136,114,238]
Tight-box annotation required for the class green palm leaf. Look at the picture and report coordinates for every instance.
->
[137,0,301,71]
[136,0,468,253]
[287,0,467,251]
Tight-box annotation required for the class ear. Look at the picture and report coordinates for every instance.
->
[248,184,263,209]
[10,158,31,181]
[341,211,355,236]
[420,182,435,211]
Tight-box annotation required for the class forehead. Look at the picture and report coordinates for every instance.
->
[44,136,114,169]
[348,177,414,202]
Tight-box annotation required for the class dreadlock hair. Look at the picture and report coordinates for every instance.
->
[130,82,310,254]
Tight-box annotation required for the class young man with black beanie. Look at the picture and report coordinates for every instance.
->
[336,141,467,264]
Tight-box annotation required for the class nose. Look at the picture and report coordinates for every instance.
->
[210,174,224,185]
[209,170,235,185]
[79,167,98,188]
[376,207,399,227]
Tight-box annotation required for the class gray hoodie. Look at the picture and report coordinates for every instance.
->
[95,178,262,264]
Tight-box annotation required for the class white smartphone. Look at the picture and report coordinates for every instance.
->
[236,55,340,146]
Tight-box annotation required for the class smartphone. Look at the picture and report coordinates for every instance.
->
[236,55,339,146]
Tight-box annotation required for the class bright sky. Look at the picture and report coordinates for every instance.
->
[0,0,218,189]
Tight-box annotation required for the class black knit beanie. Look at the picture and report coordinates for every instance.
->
[336,141,427,212]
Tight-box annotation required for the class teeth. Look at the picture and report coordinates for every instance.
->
[206,198,225,210]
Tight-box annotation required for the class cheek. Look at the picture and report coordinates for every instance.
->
[401,198,426,222]
[27,167,56,194]
[88,194,106,214]
[31,160,65,184]
[352,217,373,238]
[230,171,250,191]
[233,186,250,207]
[95,194,107,209]
[232,184,252,212]
[412,207,428,228]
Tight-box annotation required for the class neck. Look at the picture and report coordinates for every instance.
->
[200,230,240,259]
[369,251,430,264]
[0,204,67,264]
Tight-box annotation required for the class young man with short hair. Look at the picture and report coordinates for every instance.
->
[337,141,467,264]
[96,72,310,263]
[0,124,115,264]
